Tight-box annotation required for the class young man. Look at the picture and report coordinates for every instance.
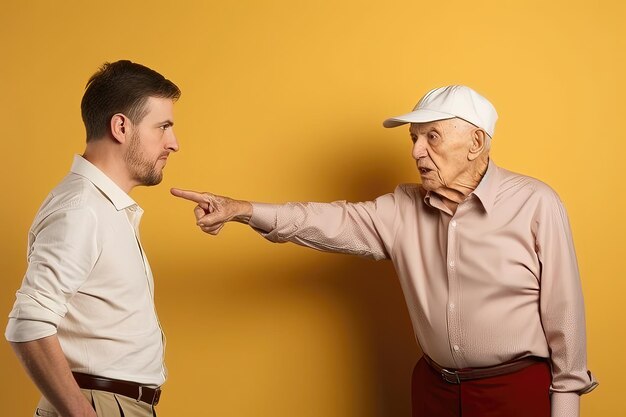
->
[6,60,180,417]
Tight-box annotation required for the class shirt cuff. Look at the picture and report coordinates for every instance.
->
[249,203,278,232]
[551,392,580,417]
[5,318,57,343]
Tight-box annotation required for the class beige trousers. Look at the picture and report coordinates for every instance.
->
[34,389,155,417]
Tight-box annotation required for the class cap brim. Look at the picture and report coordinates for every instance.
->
[383,109,455,128]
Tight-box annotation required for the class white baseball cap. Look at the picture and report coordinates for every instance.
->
[383,85,498,137]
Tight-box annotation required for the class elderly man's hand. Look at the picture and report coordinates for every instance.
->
[170,188,253,235]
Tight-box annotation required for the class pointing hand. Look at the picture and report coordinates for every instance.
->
[170,188,253,235]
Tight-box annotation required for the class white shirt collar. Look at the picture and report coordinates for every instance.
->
[70,154,138,211]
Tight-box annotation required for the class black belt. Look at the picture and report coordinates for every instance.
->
[423,355,546,384]
[72,372,161,406]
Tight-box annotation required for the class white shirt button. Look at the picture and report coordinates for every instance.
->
[449,303,455,309]
[450,220,457,228]
[453,345,460,351]
[449,260,455,268]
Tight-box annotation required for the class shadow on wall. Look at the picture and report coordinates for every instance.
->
[279,257,423,417]
[163,256,421,417]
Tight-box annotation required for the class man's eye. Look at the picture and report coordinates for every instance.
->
[160,124,171,131]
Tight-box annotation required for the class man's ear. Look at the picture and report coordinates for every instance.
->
[110,113,129,144]
[468,129,486,161]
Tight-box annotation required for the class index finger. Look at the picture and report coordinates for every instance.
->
[170,188,210,204]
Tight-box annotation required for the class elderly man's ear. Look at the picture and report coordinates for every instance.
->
[468,129,488,161]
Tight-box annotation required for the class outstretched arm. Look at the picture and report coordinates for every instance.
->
[170,185,410,260]
[170,188,253,235]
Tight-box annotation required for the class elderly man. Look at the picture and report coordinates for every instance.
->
[171,85,597,417]
[6,60,180,417]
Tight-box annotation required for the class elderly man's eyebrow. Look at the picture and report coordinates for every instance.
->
[423,125,443,133]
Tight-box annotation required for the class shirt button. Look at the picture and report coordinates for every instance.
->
[449,303,455,309]
[449,260,455,268]
[453,345,460,352]
[450,220,457,228]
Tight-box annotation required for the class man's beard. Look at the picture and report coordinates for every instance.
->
[124,130,163,187]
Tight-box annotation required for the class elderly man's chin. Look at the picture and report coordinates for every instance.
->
[418,175,436,191]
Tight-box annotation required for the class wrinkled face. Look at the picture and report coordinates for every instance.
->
[124,97,179,187]
[409,118,475,194]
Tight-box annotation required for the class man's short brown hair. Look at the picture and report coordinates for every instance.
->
[81,60,181,142]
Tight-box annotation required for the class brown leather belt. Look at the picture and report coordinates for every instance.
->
[423,355,546,384]
[72,372,161,406]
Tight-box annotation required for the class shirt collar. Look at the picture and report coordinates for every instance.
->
[470,159,498,214]
[423,159,499,215]
[70,154,139,211]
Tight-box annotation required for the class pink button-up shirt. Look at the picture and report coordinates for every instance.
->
[250,160,597,416]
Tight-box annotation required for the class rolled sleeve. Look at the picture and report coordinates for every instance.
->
[5,317,57,342]
[6,205,100,342]
[534,188,598,407]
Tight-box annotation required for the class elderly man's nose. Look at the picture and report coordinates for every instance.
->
[412,141,427,159]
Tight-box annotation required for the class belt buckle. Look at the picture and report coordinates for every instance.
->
[136,386,161,406]
[441,368,461,384]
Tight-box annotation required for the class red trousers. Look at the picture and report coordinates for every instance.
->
[411,357,551,417]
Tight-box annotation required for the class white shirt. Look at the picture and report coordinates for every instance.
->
[5,155,166,386]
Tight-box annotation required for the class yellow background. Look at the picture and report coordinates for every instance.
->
[1,1,623,416]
